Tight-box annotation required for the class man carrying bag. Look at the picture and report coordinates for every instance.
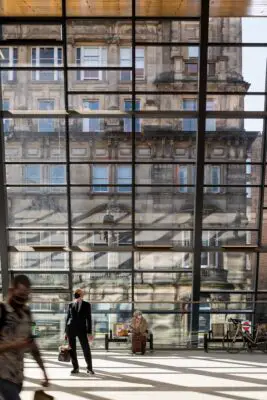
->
[65,289,94,375]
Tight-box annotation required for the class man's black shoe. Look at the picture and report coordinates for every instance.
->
[71,369,79,374]
[87,369,95,375]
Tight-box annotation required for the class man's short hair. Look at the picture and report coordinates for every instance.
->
[12,274,31,289]
[74,288,84,296]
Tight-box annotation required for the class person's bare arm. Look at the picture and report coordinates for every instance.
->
[0,339,31,354]
[30,341,49,386]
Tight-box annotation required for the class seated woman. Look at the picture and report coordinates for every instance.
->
[130,310,148,355]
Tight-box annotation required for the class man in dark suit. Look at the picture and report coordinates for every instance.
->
[65,288,94,375]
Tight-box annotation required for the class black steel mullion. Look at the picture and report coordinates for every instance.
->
[131,0,136,316]
[191,0,210,344]
[0,24,10,299]
[253,61,267,324]
[62,0,73,301]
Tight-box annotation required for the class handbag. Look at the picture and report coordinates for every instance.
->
[34,391,54,400]
[58,340,71,362]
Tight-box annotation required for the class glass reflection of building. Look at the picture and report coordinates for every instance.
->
[0,13,262,348]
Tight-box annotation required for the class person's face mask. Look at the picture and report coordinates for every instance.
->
[12,294,29,305]
[74,292,81,299]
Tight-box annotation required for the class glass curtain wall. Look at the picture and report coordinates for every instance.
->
[0,0,267,348]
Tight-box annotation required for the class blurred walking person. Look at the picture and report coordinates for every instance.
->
[0,275,49,400]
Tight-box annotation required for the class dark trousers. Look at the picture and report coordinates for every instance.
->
[68,332,93,371]
[0,379,21,400]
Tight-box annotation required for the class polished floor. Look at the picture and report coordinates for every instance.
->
[21,350,267,400]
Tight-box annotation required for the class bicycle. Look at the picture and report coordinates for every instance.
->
[226,318,267,353]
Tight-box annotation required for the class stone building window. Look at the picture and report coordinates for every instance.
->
[205,166,221,193]
[38,99,55,133]
[183,99,197,131]
[188,46,199,58]
[116,165,132,193]
[206,99,216,131]
[3,99,11,135]
[83,100,101,132]
[124,99,141,132]
[178,165,188,193]
[120,48,144,80]
[92,165,109,193]
[208,62,216,76]
[201,231,220,267]
[76,46,107,80]
[0,47,17,82]
[185,62,198,76]
[32,47,62,81]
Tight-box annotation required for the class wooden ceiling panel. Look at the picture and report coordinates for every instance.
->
[0,0,62,16]
[1,0,267,17]
[66,0,131,16]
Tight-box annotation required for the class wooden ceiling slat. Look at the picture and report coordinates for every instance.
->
[1,0,267,17]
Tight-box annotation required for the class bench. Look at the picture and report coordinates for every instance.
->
[105,330,154,351]
[204,322,243,352]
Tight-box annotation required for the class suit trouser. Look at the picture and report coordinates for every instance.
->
[68,332,93,371]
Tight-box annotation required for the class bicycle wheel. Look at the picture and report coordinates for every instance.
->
[227,339,246,353]
[257,341,267,353]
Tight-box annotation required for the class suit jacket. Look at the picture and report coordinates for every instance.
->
[65,300,92,336]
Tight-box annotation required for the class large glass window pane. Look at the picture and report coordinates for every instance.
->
[12,273,69,289]
[9,252,69,271]
[200,252,256,291]
[9,231,68,246]
[135,252,193,270]
[203,187,259,230]
[71,188,132,229]
[7,188,68,228]
[69,118,131,162]
[136,187,195,228]
[4,118,66,162]
[73,272,132,302]
[135,230,193,247]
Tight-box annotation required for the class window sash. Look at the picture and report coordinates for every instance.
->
[32,47,62,81]
[79,47,107,80]
[183,99,197,131]
[117,166,132,192]
[210,166,220,193]
[83,100,101,132]
[188,46,199,58]
[120,47,144,80]
[38,100,55,132]
[178,166,188,192]
[124,100,141,132]
[92,166,109,192]
[0,47,17,82]
[25,165,41,184]
[206,100,216,131]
